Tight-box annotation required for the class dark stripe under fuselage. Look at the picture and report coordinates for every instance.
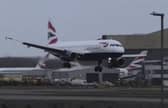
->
[78,52,123,61]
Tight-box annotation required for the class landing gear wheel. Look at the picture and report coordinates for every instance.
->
[63,62,71,68]
[94,66,102,72]
[94,60,103,72]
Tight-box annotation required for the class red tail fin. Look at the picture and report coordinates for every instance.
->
[126,50,148,71]
[48,21,58,45]
[48,21,56,32]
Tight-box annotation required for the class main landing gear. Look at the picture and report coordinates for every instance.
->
[63,62,71,68]
[94,60,103,72]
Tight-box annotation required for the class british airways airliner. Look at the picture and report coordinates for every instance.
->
[0,54,49,74]
[118,50,148,79]
[6,21,144,72]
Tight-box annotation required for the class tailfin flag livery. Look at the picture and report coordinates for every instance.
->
[126,50,148,71]
[48,21,58,45]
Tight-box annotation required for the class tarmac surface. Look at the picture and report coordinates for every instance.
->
[0,86,168,108]
[0,86,168,100]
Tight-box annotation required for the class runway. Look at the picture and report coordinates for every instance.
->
[0,87,168,101]
[0,87,168,98]
[0,87,167,108]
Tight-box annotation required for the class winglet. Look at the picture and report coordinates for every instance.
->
[5,36,13,40]
[5,36,22,43]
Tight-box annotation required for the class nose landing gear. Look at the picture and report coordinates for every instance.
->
[94,60,103,72]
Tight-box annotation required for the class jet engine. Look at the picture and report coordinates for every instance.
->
[61,50,78,61]
[119,69,129,78]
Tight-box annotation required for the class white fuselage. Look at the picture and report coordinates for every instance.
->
[50,39,124,54]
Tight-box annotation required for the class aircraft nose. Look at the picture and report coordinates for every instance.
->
[113,46,125,53]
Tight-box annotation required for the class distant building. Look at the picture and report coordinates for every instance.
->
[102,28,168,60]
[102,28,168,49]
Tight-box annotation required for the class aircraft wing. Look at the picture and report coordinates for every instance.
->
[122,54,146,58]
[122,50,148,58]
[22,42,81,57]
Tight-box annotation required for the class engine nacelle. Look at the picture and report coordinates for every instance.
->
[119,68,129,78]
[61,50,77,61]
[103,58,125,68]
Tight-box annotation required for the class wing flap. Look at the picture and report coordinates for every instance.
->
[23,42,65,55]
[22,42,82,58]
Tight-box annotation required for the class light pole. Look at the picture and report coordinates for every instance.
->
[150,11,164,108]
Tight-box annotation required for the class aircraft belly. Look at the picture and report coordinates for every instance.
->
[78,52,123,61]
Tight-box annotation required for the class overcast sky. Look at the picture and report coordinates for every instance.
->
[0,0,167,57]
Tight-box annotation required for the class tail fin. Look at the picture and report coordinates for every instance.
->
[48,21,58,45]
[126,50,148,71]
[35,53,50,69]
[35,21,58,69]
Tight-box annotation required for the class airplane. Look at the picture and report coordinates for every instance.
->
[0,54,50,75]
[117,50,148,80]
[6,21,147,72]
